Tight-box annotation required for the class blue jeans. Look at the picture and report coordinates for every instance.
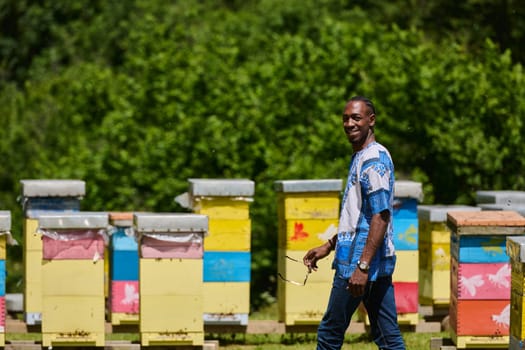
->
[317,275,405,350]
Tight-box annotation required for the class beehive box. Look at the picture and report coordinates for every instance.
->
[0,211,10,347]
[275,179,342,325]
[108,212,139,325]
[135,213,207,346]
[506,236,525,348]
[19,179,85,325]
[392,180,423,251]
[37,211,108,347]
[447,210,525,348]
[391,180,422,324]
[418,205,481,307]
[188,178,254,326]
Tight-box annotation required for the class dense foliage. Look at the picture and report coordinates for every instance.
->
[1,0,524,309]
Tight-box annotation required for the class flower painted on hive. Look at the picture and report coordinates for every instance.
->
[291,222,309,241]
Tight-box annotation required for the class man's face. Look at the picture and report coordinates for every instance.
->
[342,100,375,147]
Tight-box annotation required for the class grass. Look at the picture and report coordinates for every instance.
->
[5,303,448,349]
[211,332,449,350]
[206,303,448,349]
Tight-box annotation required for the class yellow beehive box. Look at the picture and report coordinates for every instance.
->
[280,218,339,251]
[43,333,104,348]
[140,294,203,332]
[140,259,202,296]
[42,260,103,296]
[24,250,43,284]
[23,281,42,318]
[508,236,525,292]
[24,218,44,324]
[141,331,204,347]
[418,205,481,307]
[42,295,105,334]
[111,312,139,326]
[420,270,450,306]
[393,250,418,282]
[397,312,419,326]
[277,193,341,220]
[451,330,509,349]
[205,219,251,251]
[511,289,525,339]
[419,224,450,271]
[0,235,5,260]
[24,250,43,318]
[23,218,42,251]
[511,259,525,295]
[188,178,255,220]
[203,282,250,314]
[104,247,109,298]
[275,180,343,219]
[278,281,331,325]
[193,198,251,219]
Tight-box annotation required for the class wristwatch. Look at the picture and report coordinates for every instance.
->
[357,260,370,273]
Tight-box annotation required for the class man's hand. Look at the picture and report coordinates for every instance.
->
[303,242,332,272]
[347,269,368,297]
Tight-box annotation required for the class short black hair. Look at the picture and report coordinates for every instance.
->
[348,96,376,115]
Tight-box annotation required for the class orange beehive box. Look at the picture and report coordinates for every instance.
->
[449,295,510,336]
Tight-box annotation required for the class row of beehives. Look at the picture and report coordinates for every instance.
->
[12,177,424,348]
[9,178,525,349]
[17,178,257,348]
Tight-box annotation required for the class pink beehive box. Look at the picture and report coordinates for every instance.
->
[42,233,105,260]
[111,281,139,314]
[134,213,208,259]
[140,235,203,259]
[37,212,109,260]
[0,296,5,331]
[451,258,511,300]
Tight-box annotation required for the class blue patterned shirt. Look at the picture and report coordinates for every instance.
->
[332,141,396,281]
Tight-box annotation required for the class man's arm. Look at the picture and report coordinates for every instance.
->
[359,209,390,265]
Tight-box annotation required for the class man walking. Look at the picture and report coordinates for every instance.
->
[303,96,405,350]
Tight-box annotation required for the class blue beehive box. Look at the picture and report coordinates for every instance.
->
[112,250,139,281]
[203,251,251,282]
[451,233,509,263]
[393,181,423,250]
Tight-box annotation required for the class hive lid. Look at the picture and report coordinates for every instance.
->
[0,211,10,231]
[394,180,423,201]
[20,179,85,197]
[507,236,525,262]
[134,213,208,233]
[37,212,108,229]
[108,212,134,227]
[418,205,481,222]
[189,178,254,197]
[476,190,525,205]
[274,179,343,193]
[478,203,525,216]
[447,210,525,235]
